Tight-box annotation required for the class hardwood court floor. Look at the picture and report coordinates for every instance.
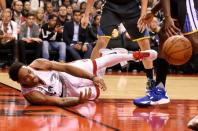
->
[0,70,198,131]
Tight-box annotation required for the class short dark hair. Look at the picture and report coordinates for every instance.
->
[9,62,24,81]
[26,11,35,18]
[48,14,57,20]
[73,9,81,15]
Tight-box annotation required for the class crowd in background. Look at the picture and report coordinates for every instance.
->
[0,0,197,74]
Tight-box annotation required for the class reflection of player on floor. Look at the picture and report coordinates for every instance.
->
[134,0,198,107]
[9,49,157,107]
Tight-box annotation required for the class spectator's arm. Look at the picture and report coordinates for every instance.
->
[40,28,55,41]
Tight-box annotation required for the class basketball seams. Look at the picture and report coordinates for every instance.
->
[166,46,192,56]
[163,35,192,65]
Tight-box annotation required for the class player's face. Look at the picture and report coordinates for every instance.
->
[18,67,40,87]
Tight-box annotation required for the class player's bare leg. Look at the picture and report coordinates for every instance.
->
[133,38,170,107]
[91,37,110,60]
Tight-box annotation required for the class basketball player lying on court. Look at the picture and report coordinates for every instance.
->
[9,49,157,107]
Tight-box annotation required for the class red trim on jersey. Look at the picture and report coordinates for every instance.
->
[92,60,100,99]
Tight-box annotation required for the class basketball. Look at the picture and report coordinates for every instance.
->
[163,35,192,65]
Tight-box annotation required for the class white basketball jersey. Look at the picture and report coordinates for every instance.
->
[21,60,99,100]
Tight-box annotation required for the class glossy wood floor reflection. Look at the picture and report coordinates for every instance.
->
[0,83,197,131]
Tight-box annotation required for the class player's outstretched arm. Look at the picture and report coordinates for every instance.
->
[137,0,149,33]
[24,88,92,106]
[29,58,107,89]
[29,58,95,80]
[81,0,94,28]
[161,0,180,37]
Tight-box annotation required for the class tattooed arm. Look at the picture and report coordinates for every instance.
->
[24,88,92,107]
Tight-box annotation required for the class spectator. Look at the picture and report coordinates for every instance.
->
[148,17,160,50]
[40,14,66,62]
[63,0,71,7]
[12,0,25,25]
[87,14,101,45]
[57,5,68,26]
[93,0,103,11]
[63,9,92,60]
[35,8,45,28]
[80,2,86,12]
[18,12,42,64]
[0,9,18,63]
[44,2,54,23]
[30,0,44,12]
[66,5,73,22]
[22,1,31,17]
[71,2,78,10]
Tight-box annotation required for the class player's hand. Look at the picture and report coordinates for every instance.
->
[164,17,181,37]
[144,12,155,27]
[92,76,107,91]
[79,88,92,103]
[137,14,147,33]
[81,15,89,29]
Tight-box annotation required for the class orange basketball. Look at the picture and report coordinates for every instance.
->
[163,35,192,65]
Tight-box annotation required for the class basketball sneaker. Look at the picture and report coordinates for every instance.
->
[132,50,158,61]
[133,82,170,107]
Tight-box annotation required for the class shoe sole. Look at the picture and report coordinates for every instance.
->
[150,98,170,105]
[133,98,170,107]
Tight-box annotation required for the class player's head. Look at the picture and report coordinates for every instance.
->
[9,62,40,87]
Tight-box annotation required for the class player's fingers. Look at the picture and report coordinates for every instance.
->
[98,79,107,91]
[166,28,174,37]
[101,81,107,91]
[79,91,83,101]
[170,26,179,35]
[88,88,92,98]
[173,25,181,32]
[84,88,88,99]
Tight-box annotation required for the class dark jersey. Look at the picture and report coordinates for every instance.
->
[106,0,137,4]
[171,0,198,32]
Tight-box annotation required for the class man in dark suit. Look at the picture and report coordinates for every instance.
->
[18,12,42,64]
[63,9,92,61]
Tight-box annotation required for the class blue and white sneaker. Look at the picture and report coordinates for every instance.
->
[133,82,170,107]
